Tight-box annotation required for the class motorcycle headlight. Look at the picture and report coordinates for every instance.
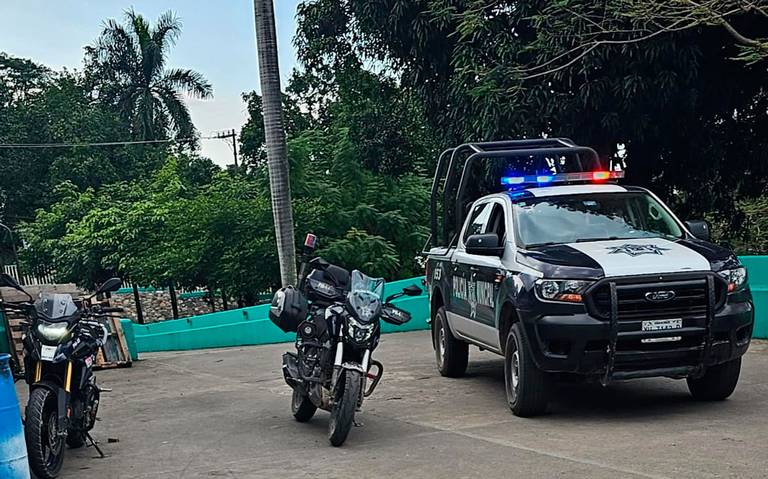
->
[36,321,71,343]
[719,267,747,293]
[535,279,593,303]
[347,317,374,343]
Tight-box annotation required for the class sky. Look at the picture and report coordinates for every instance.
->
[0,0,301,167]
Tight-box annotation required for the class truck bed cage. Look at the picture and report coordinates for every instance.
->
[426,138,602,253]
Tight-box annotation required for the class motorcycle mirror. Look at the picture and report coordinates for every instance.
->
[0,273,23,290]
[386,284,423,303]
[308,257,330,269]
[96,277,122,295]
[0,273,32,301]
[403,285,422,297]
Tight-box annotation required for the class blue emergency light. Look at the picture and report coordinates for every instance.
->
[501,170,624,187]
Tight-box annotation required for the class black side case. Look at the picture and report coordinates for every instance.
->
[269,286,308,333]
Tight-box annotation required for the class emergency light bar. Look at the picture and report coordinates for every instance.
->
[501,170,624,187]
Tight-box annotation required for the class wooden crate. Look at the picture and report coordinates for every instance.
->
[94,316,132,370]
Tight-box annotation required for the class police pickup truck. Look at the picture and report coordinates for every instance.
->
[424,139,754,416]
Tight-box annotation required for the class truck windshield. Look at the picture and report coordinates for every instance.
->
[512,192,684,248]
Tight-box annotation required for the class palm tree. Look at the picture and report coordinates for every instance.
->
[254,0,296,286]
[88,9,212,140]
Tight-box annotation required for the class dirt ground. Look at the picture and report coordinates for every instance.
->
[16,331,768,478]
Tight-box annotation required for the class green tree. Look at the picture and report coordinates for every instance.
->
[295,0,768,227]
[85,9,212,141]
[0,53,165,228]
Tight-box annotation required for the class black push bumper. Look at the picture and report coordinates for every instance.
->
[521,273,754,383]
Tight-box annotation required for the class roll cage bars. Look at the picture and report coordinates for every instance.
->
[425,138,602,252]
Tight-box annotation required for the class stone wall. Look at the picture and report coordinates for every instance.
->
[110,290,227,323]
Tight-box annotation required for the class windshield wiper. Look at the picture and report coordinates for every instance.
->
[575,236,621,243]
[524,241,561,249]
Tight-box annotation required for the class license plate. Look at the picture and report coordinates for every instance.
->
[641,318,683,332]
[40,345,57,362]
[642,336,682,344]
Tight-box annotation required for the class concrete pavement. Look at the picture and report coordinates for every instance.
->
[17,331,768,478]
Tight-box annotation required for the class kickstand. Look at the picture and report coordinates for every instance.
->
[86,432,106,458]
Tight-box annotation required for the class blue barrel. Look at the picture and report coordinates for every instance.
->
[0,354,30,479]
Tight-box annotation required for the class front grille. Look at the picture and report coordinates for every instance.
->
[587,276,725,322]
[584,273,728,381]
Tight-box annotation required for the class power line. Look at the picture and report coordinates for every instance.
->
[0,135,228,149]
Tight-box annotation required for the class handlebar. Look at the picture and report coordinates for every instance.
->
[95,306,124,314]
[0,301,32,312]
[80,320,109,345]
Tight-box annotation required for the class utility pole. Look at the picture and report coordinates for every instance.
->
[254,0,297,286]
[215,129,239,168]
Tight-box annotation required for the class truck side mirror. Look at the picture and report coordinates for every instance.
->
[465,234,504,257]
[685,220,710,242]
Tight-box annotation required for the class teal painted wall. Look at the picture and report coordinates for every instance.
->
[3,257,768,357]
[128,277,430,353]
[738,256,768,338]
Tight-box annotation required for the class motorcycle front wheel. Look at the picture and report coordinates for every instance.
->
[25,387,65,479]
[328,370,361,447]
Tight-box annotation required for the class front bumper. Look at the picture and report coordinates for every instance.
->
[521,275,753,382]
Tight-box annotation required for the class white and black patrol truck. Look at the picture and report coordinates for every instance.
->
[424,139,754,416]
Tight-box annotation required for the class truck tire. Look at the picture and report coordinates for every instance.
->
[504,323,550,417]
[434,307,468,378]
[687,357,741,401]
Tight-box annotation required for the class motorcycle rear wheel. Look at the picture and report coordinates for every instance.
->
[328,370,361,447]
[291,388,317,422]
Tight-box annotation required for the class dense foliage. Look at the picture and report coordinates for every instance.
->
[4,3,768,305]
[296,0,768,233]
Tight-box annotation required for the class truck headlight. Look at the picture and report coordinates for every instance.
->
[719,267,747,293]
[535,279,593,303]
[36,321,71,343]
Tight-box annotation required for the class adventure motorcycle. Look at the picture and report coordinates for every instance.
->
[270,234,422,446]
[0,274,123,479]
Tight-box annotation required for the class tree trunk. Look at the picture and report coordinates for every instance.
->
[168,282,179,320]
[132,283,144,325]
[254,0,297,286]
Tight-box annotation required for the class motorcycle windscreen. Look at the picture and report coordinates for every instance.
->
[35,293,78,320]
[350,270,385,298]
[348,270,385,324]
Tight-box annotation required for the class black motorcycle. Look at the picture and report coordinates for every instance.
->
[270,235,421,446]
[0,274,123,479]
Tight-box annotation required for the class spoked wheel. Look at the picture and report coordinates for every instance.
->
[504,323,550,417]
[25,387,65,479]
[328,370,361,447]
[291,388,317,422]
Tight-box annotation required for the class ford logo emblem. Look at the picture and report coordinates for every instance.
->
[645,290,676,302]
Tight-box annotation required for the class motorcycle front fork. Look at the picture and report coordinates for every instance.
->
[331,341,370,409]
